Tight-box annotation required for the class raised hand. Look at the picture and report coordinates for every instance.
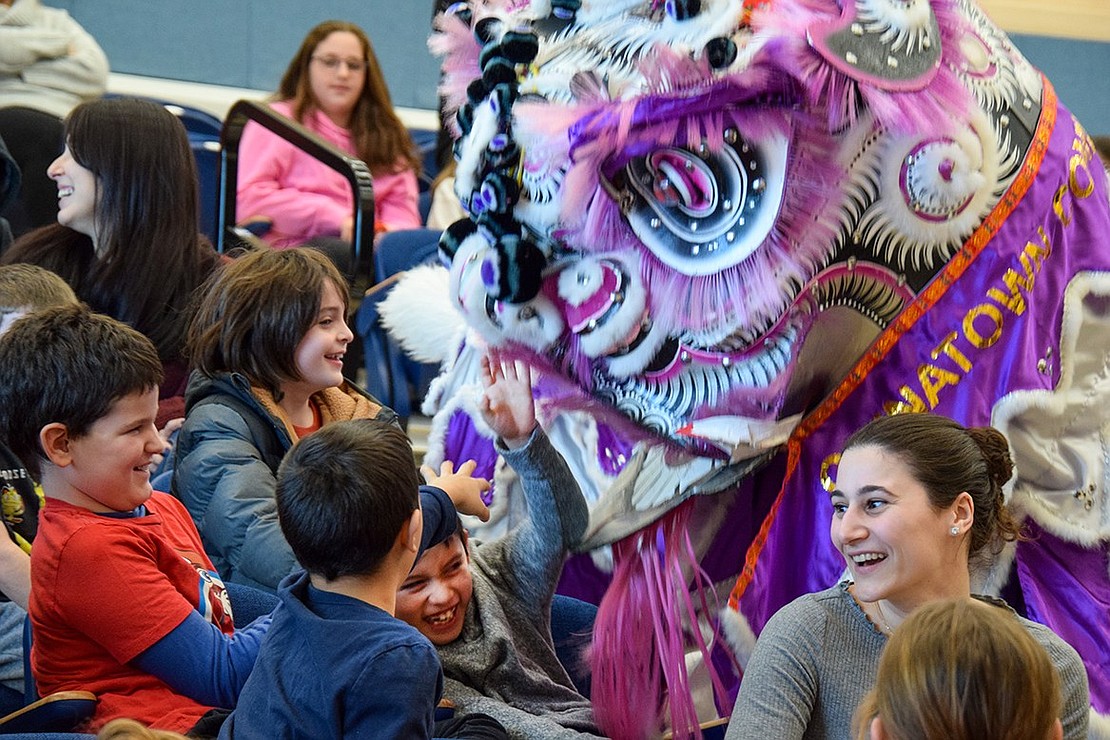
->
[479,349,537,449]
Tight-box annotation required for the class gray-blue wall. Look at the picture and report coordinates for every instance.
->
[51,3,1110,132]
[1013,34,1110,135]
[52,1,442,110]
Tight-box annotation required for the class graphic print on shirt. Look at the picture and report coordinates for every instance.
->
[1,479,24,527]
[181,554,235,631]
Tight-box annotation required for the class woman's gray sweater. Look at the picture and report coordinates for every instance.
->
[724,582,1090,740]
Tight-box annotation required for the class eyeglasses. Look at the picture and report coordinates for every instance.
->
[311,55,367,73]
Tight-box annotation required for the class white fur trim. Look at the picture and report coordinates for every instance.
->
[991,271,1110,545]
[1089,708,1110,740]
[494,294,567,350]
[718,605,757,670]
[378,264,463,365]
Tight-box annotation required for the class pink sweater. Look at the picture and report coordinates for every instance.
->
[236,100,421,248]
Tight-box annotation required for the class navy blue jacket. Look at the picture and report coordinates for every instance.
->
[219,571,442,739]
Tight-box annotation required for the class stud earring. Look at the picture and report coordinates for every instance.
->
[950,526,960,536]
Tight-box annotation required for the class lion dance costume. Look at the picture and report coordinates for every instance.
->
[404,0,1110,736]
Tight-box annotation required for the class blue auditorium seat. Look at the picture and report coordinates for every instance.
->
[158,101,221,244]
[189,133,220,244]
[409,128,439,193]
[355,228,443,419]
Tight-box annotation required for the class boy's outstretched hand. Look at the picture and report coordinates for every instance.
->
[480,350,537,450]
[421,459,491,522]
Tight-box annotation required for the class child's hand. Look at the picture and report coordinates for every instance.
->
[158,417,184,446]
[421,459,491,522]
[479,350,537,449]
[152,417,184,470]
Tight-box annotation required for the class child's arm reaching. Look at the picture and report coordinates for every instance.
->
[132,610,271,709]
[417,461,490,556]
[476,351,590,604]
[421,459,491,522]
[49,521,271,711]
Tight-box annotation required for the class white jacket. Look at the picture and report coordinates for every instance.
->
[0,0,108,118]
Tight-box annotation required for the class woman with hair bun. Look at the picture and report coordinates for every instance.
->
[725,412,1089,740]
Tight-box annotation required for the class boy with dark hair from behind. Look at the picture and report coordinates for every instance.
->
[0,304,271,734]
[220,419,506,739]
[0,264,78,701]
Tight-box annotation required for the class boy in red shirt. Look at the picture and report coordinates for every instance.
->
[0,305,270,734]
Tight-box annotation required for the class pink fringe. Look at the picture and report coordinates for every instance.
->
[429,9,484,125]
[591,502,737,739]
[515,99,588,142]
[753,0,974,136]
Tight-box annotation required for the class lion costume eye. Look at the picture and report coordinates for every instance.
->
[648,149,717,214]
[618,130,788,276]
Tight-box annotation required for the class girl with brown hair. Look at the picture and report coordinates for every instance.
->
[236,20,422,250]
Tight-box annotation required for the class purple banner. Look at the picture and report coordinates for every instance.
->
[730,86,1110,711]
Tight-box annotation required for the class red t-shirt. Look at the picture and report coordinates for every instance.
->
[291,401,322,438]
[30,493,235,732]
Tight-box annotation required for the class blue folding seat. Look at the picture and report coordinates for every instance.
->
[355,228,443,420]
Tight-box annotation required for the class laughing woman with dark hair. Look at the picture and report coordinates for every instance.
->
[2,96,221,427]
[725,412,1089,740]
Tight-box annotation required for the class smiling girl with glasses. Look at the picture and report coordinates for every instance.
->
[237,20,422,251]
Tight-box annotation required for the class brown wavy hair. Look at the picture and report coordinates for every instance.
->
[187,247,349,400]
[276,20,420,176]
[853,598,1061,740]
